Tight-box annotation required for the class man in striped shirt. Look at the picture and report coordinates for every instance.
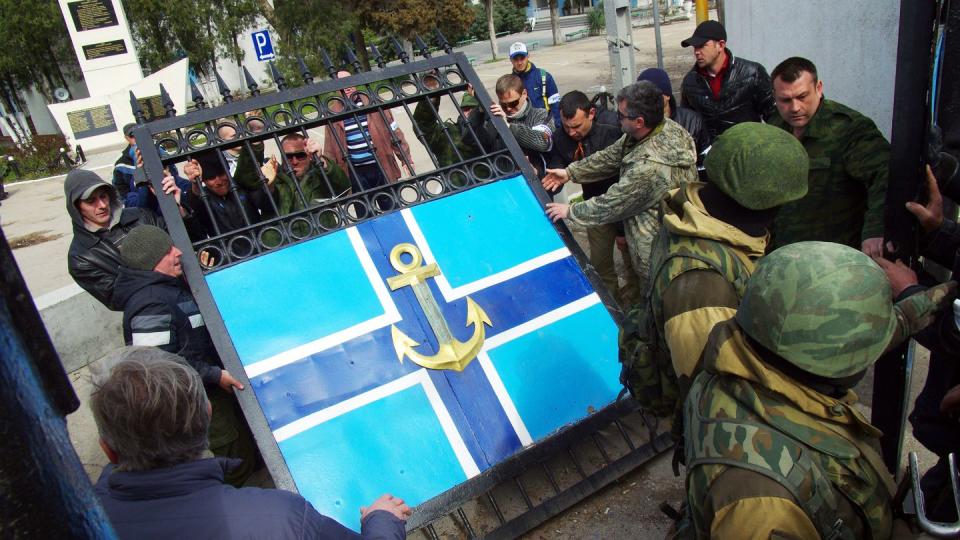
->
[324,70,413,193]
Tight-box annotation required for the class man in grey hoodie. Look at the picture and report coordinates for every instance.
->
[65,169,180,310]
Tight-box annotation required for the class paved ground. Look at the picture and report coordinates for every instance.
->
[8,12,941,539]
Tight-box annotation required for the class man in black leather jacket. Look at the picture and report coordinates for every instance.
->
[637,67,710,166]
[65,169,179,310]
[679,21,776,141]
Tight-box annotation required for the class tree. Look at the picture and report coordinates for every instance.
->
[0,0,79,103]
[548,0,561,46]
[122,0,219,75]
[212,0,262,71]
[485,0,497,61]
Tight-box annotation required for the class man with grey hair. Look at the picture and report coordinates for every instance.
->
[542,81,698,290]
[92,347,411,539]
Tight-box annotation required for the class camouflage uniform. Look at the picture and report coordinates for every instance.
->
[565,118,697,288]
[620,123,808,418]
[683,242,956,539]
[273,157,350,216]
[769,98,889,250]
[412,95,482,169]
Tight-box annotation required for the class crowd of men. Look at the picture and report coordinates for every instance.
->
[62,19,960,538]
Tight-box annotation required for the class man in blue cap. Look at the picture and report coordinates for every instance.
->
[510,41,561,129]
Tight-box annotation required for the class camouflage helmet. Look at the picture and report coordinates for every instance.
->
[704,122,809,210]
[736,241,895,378]
[460,94,480,109]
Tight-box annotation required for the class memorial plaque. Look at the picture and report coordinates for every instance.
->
[67,0,118,32]
[67,105,117,139]
[136,95,166,122]
[82,39,128,61]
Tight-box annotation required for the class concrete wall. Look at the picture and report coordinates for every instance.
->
[35,284,123,374]
[724,0,900,139]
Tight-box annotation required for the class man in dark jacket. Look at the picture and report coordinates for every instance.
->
[637,67,710,165]
[113,224,257,486]
[679,21,776,141]
[65,169,168,310]
[548,90,641,308]
[112,123,147,209]
[181,151,262,238]
[91,346,410,539]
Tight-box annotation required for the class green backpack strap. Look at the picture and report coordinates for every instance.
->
[685,377,856,540]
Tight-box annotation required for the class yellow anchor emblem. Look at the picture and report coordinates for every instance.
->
[386,243,492,371]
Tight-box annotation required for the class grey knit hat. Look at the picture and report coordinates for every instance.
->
[120,225,173,271]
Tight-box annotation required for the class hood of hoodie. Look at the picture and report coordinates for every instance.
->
[662,182,767,257]
[112,265,181,310]
[64,169,122,233]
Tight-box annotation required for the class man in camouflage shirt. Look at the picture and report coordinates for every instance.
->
[768,57,889,257]
[621,122,808,419]
[543,81,698,290]
[683,241,955,539]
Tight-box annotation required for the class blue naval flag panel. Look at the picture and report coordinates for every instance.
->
[206,175,622,531]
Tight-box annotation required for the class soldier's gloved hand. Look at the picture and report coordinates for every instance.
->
[887,281,959,351]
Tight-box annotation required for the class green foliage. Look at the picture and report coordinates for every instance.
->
[7,134,71,179]
[465,0,526,40]
[588,2,605,36]
[122,0,260,75]
[0,0,79,101]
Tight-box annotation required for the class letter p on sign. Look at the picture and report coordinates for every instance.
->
[252,30,275,61]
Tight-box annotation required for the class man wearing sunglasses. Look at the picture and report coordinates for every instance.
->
[542,81,698,292]
[470,74,553,177]
[260,133,351,217]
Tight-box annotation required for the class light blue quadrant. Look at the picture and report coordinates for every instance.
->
[410,176,565,288]
[206,230,385,365]
[279,382,469,531]
[487,302,621,441]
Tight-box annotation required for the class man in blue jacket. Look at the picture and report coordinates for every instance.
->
[92,346,411,539]
[510,42,561,129]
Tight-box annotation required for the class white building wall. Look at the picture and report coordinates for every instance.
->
[724,0,900,139]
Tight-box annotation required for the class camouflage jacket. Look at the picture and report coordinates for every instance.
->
[769,98,889,250]
[274,158,350,217]
[684,320,895,540]
[566,119,698,285]
[412,98,481,169]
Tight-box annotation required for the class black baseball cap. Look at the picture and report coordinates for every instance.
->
[681,20,727,48]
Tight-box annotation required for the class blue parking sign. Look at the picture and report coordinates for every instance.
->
[252,29,275,61]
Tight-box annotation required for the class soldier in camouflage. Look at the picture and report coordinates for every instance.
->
[683,241,956,539]
[543,81,698,291]
[620,122,808,420]
[412,84,482,169]
[768,57,889,257]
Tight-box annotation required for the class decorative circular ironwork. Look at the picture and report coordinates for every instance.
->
[215,121,240,142]
[422,176,446,197]
[185,128,210,150]
[258,225,285,250]
[493,154,518,175]
[196,244,224,271]
[398,184,421,204]
[315,208,342,231]
[372,190,397,213]
[398,79,420,97]
[344,199,371,223]
[227,234,255,260]
[446,167,470,188]
[421,73,441,90]
[325,96,347,114]
[288,216,315,241]
[441,69,464,86]
[271,108,294,127]
[157,138,180,157]
[375,84,398,103]
[470,161,494,182]
[298,102,321,121]
[352,91,371,107]
[244,115,267,134]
